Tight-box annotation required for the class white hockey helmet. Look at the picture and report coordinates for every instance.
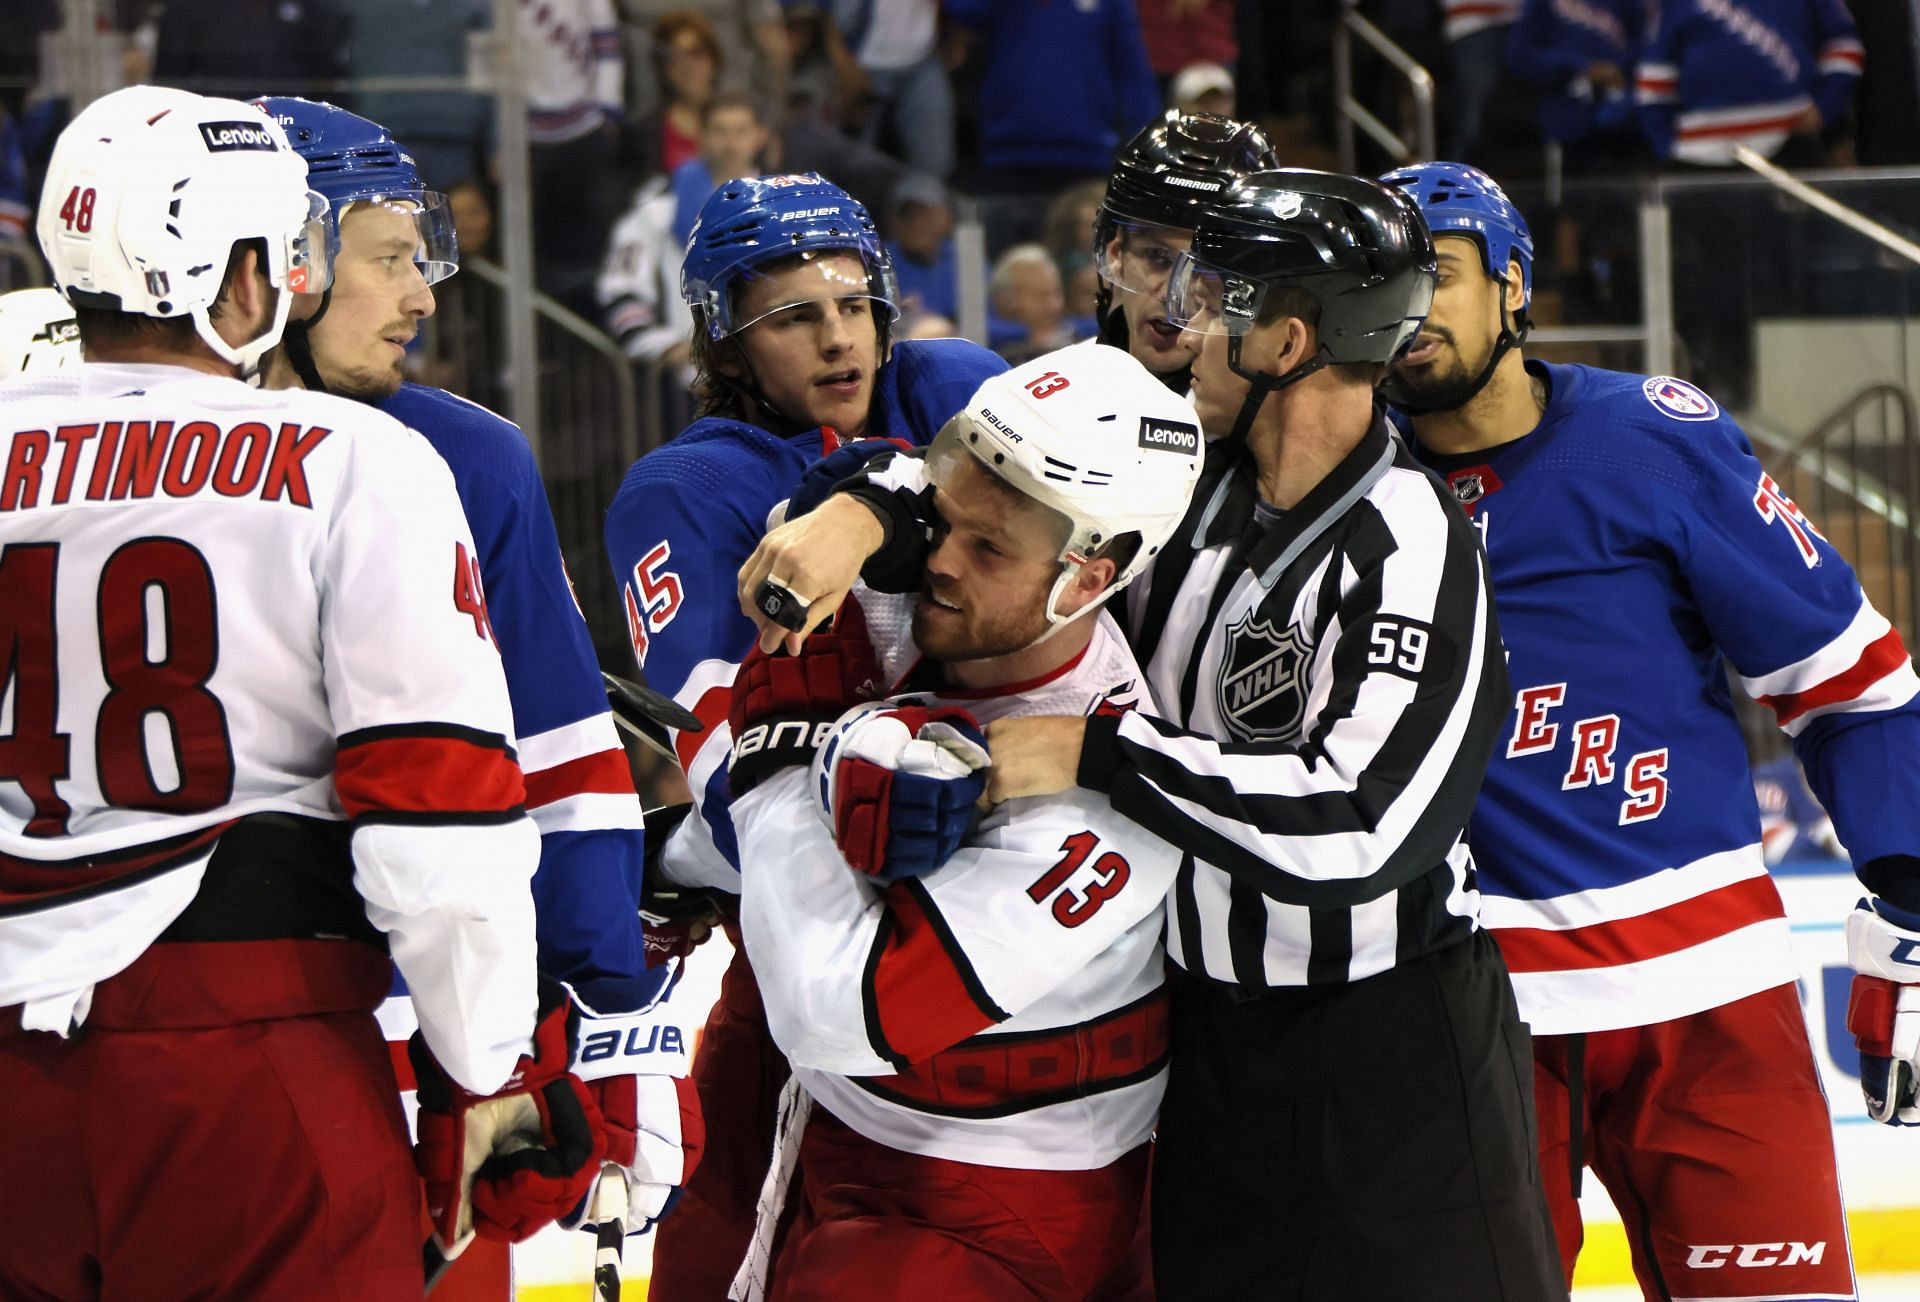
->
[927,342,1203,632]
[36,85,332,380]
[0,287,82,375]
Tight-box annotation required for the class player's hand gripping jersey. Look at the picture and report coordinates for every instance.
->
[1412,364,1920,1034]
[602,338,1004,886]
[731,592,1180,1168]
[0,364,539,1092]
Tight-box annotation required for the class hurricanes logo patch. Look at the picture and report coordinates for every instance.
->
[1217,610,1312,741]
[1642,375,1719,421]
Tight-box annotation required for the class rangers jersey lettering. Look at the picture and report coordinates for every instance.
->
[0,363,538,1093]
[733,602,1178,1170]
[1409,362,1920,1034]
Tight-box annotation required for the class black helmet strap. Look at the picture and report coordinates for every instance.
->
[280,286,335,394]
[1223,329,1328,443]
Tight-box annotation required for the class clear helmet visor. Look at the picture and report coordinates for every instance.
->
[699,247,900,340]
[1093,218,1194,297]
[336,192,460,287]
[283,190,334,296]
[1165,248,1265,338]
[925,418,1080,568]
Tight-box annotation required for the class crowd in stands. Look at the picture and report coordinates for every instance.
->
[0,0,1915,371]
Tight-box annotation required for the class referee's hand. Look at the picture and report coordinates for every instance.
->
[738,495,887,655]
[982,716,1086,807]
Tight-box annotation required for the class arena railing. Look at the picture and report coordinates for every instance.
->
[1333,0,1437,173]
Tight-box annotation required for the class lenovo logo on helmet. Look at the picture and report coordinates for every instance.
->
[1166,175,1220,192]
[200,121,277,153]
[1137,417,1199,455]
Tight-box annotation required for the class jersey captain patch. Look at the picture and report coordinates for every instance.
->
[1217,610,1312,742]
[1641,375,1719,422]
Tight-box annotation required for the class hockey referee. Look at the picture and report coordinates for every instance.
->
[984,171,1566,1301]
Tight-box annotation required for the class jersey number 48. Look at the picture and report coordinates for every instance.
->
[0,539,234,836]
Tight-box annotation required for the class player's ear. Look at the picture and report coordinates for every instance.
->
[1057,556,1118,617]
[1505,257,1526,315]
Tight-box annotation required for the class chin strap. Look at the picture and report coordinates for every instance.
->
[1095,303,1194,394]
[278,287,334,393]
[1223,332,1328,441]
[1383,289,1532,416]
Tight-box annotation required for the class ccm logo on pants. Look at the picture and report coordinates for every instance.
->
[1685,1241,1826,1269]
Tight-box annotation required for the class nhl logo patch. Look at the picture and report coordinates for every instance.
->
[1445,464,1502,516]
[1642,376,1719,422]
[1216,610,1312,742]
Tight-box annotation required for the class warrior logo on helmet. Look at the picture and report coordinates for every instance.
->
[1217,610,1313,742]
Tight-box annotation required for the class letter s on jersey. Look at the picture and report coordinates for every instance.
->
[622,540,685,667]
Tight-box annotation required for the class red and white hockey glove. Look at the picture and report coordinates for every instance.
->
[562,992,707,1235]
[409,974,609,1256]
[1846,895,1920,1125]
[815,702,989,882]
[728,598,883,796]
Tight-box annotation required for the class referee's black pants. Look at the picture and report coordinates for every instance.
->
[1151,929,1566,1302]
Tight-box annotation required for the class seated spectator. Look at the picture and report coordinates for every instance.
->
[599,91,771,365]
[1508,0,1645,174]
[886,173,960,327]
[783,1,856,127]
[620,0,790,132]
[1042,178,1109,266]
[841,0,954,179]
[1168,61,1235,118]
[1636,0,1862,165]
[627,11,724,184]
[987,243,1090,363]
[1060,249,1101,324]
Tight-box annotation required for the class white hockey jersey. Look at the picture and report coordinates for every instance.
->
[732,603,1180,1171]
[0,362,539,1093]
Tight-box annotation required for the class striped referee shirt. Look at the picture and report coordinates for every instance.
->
[1076,415,1509,988]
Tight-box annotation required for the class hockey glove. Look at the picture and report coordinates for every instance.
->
[728,598,883,797]
[575,1071,706,1233]
[1845,895,1920,1125]
[409,974,609,1256]
[638,803,729,969]
[785,437,913,523]
[815,702,989,882]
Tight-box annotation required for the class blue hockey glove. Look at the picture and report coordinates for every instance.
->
[786,437,910,522]
[1845,895,1920,1125]
[815,702,989,882]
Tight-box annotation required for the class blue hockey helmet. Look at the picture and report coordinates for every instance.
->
[680,172,899,341]
[253,96,458,285]
[1380,161,1532,308]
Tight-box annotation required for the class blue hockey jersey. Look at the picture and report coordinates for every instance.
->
[380,383,661,1015]
[602,338,1006,885]
[1408,363,1920,1034]
[1635,0,1862,163]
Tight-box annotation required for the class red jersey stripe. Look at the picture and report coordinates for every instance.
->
[871,883,1000,1063]
[335,733,524,818]
[523,747,635,809]
[676,684,733,775]
[1679,113,1806,140]
[1756,626,1912,725]
[1493,872,1785,974]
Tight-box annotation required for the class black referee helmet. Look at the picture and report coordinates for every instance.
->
[1168,169,1437,439]
[1093,111,1279,351]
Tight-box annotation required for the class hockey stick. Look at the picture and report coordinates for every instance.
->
[423,1236,453,1293]
[591,1167,628,1301]
[603,670,703,763]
